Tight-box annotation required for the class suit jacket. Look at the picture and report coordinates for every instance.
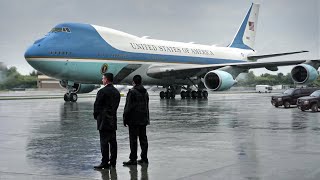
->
[94,84,121,131]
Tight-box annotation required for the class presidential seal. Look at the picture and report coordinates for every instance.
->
[100,64,108,74]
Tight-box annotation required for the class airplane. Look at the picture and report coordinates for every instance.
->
[24,3,320,102]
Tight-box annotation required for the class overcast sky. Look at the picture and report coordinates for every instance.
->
[0,0,319,75]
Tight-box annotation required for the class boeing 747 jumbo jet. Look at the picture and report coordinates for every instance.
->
[25,3,320,102]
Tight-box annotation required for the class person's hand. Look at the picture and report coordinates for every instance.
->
[123,122,127,127]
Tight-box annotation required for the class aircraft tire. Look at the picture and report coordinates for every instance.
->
[197,91,202,99]
[202,91,208,99]
[180,91,186,99]
[191,91,197,99]
[186,91,191,98]
[170,92,175,99]
[160,91,165,99]
[165,92,170,99]
[70,93,78,102]
[64,93,70,102]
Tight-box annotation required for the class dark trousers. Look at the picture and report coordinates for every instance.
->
[99,130,117,165]
[129,125,148,161]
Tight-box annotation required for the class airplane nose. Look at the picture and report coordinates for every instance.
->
[24,38,49,74]
[24,45,35,58]
[25,36,47,59]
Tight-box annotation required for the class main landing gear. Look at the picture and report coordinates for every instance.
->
[160,90,176,99]
[159,86,208,99]
[180,90,208,99]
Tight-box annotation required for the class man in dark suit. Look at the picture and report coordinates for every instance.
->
[123,75,150,166]
[93,73,121,169]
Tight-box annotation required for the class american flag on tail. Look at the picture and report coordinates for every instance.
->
[248,21,254,31]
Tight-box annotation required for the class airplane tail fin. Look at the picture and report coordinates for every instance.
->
[228,3,260,50]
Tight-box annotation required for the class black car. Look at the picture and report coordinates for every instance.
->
[297,90,320,112]
[271,88,320,108]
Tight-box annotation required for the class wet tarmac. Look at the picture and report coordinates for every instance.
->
[1,91,320,180]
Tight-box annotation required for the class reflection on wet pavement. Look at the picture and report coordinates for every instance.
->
[1,92,320,179]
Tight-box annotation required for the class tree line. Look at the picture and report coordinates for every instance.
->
[0,66,38,90]
[236,71,320,87]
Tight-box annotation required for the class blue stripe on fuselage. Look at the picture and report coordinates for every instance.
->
[25,23,246,65]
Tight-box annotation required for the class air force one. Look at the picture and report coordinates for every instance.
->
[25,3,320,102]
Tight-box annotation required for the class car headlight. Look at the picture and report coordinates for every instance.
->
[303,101,309,105]
[277,97,282,101]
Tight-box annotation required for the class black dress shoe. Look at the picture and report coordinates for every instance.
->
[137,159,149,164]
[123,160,137,166]
[94,163,109,169]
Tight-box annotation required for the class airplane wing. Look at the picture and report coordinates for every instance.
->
[147,59,319,79]
[247,50,309,61]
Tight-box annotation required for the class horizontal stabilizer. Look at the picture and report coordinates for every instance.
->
[247,50,308,61]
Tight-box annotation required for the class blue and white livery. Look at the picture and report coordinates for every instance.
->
[24,3,319,101]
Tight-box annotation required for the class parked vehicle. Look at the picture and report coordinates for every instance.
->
[271,87,320,108]
[297,90,320,112]
[256,85,272,93]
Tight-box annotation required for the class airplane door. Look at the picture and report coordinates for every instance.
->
[64,59,78,79]
[66,60,77,73]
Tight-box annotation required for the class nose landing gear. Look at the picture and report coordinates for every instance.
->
[62,81,78,102]
[64,92,78,102]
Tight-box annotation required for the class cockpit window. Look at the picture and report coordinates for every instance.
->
[50,27,71,33]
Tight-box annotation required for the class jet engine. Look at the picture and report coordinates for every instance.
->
[291,64,319,84]
[59,81,97,93]
[203,70,236,91]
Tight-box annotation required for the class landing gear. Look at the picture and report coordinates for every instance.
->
[180,91,188,99]
[159,90,176,99]
[62,80,78,102]
[64,92,78,102]
[180,90,208,99]
[159,83,208,100]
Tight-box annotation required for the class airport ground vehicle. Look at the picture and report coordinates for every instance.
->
[271,88,320,108]
[256,85,272,93]
[297,90,320,112]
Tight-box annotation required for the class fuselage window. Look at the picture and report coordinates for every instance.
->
[50,28,62,33]
[50,27,71,33]
[50,51,72,55]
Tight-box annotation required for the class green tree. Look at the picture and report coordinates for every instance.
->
[0,66,37,90]
[235,71,298,87]
[29,70,38,76]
